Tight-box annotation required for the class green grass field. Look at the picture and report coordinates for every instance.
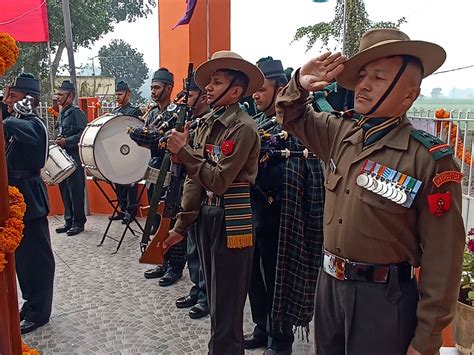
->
[411,98,474,112]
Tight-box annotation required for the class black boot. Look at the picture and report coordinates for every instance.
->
[158,267,182,287]
[144,264,167,279]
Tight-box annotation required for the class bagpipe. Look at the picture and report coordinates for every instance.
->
[139,63,194,265]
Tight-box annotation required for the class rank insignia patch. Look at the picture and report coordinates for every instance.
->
[427,191,451,216]
[432,170,463,188]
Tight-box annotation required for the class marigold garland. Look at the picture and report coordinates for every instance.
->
[435,108,472,166]
[0,186,26,273]
[0,32,19,76]
[22,341,39,355]
[47,107,59,119]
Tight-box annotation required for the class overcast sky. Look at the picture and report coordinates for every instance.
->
[73,0,474,97]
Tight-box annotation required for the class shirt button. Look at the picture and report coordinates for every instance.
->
[345,189,350,194]
[338,218,343,224]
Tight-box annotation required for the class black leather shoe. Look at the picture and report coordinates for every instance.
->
[189,303,209,319]
[109,212,125,221]
[243,333,267,349]
[263,348,292,355]
[176,294,198,309]
[55,224,71,233]
[121,215,133,224]
[144,265,166,279]
[20,320,47,334]
[158,268,182,287]
[66,226,84,236]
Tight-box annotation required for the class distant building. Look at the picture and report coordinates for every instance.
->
[55,76,115,102]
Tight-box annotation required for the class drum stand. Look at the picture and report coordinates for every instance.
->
[94,178,146,254]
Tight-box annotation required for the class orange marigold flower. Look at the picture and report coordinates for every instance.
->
[0,57,6,76]
[22,341,39,355]
[0,186,26,260]
[0,32,19,70]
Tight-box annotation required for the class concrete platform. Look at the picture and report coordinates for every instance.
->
[19,215,460,354]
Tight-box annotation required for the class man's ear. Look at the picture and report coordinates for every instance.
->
[403,86,420,107]
[231,86,243,100]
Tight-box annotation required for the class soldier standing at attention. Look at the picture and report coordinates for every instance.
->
[3,73,55,334]
[55,80,88,236]
[276,28,465,355]
[109,80,142,225]
[164,51,264,354]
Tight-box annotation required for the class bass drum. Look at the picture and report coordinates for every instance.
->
[79,113,151,184]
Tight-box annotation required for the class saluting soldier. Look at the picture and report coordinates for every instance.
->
[174,74,210,320]
[164,51,264,354]
[3,73,55,334]
[140,68,187,287]
[55,80,88,236]
[109,80,142,225]
[276,28,465,355]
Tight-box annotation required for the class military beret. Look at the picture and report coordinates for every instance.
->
[256,58,286,80]
[58,80,75,92]
[10,73,41,96]
[152,68,174,86]
[116,80,130,92]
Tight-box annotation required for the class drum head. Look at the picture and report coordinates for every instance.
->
[93,114,150,184]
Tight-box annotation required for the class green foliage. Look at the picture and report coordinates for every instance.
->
[4,0,155,100]
[98,39,149,103]
[293,0,406,57]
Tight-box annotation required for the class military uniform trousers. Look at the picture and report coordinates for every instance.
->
[197,204,254,355]
[58,151,86,227]
[187,223,208,305]
[314,270,418,355]
[16,216,55,324]
[115,183,138,218]
[249,193,294,349]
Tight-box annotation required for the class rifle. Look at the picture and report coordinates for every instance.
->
[139,63,194,265]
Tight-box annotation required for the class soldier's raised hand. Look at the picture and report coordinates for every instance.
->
[299,52,346,92]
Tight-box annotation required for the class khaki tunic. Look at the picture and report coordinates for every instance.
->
[174,103,260,235]
[275,74,465,354]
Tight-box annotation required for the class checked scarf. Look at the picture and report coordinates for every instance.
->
[271,136,325,334]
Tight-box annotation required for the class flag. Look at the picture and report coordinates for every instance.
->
[173,0,198,30]
[0,0,49,42]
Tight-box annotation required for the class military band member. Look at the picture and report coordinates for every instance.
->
[140,68,187,287]
[3,73,55,334]
[276,28,465,355]
[164,51,264,354]
[174,75,210,319]
[55,80,87,236]
[109,80,142,224]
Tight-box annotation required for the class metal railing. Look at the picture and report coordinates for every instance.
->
[408,109,473,229]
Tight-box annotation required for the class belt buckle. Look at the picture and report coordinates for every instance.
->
[323,251,346,281]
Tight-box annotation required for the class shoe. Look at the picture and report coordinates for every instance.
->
[176,294,198,309]
[144,265,166,279]
[158,268,182,287]
[263,348,292,355]
[55,224,71,233]
[189,303,209,319]
[109,212,125,221]
[244,333,267,350]
[121,215,132,225]
[66,226,84,236]
[20,319,48,334]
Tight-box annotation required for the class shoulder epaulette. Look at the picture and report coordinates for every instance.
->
[410,129,453,161]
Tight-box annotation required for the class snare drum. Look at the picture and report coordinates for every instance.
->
[79,113,151,184]
[41,143,77,185]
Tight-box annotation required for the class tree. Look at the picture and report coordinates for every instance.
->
[431,88,443,99]
[5,0,155,99]
[293,0,406,57]
[98,40,149,103]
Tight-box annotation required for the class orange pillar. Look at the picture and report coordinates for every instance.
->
[158,0,231,94]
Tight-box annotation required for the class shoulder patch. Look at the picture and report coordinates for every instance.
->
[410,129,453,161]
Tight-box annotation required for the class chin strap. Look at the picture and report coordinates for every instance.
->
[209,76,238,108]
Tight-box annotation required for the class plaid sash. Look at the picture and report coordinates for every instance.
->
[223,182,253,249]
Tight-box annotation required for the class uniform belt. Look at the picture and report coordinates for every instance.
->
[8,169,41,179]
[322,249,414,283]
[203,191,222,207]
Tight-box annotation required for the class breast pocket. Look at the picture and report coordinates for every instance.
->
[324,172,342,225]
[355,188,406,241]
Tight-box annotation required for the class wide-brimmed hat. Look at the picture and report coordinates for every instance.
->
[337,28,446,90]
[195,51,264,97]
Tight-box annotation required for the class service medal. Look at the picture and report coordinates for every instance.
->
[356,174,369,187]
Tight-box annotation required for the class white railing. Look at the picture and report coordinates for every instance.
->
[408,109,474,229]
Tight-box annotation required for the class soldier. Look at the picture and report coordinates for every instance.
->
[55,80,88,236]
[276,28,465,355]
[164,51,264,354]
[140,68,187,287]
[174,75,210,320]
[109,80,142,224]
[3,73,55,334]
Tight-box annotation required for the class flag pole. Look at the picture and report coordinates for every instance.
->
[206,0,210,59]
[61,0,78,105]
[342,0,348,55]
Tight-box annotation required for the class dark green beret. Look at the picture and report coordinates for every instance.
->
[257,59,286,80]
[152,68,174,86]
[116,80,130,92]
[10,73,41,96]
[58,80,75,92]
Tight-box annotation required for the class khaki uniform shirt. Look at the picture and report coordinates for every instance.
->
[174,103,260,235]
[275,74,465,354]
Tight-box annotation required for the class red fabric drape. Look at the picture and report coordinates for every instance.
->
[0,0,49,42]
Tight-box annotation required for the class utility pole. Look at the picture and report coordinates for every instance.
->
[61,0,78,104]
